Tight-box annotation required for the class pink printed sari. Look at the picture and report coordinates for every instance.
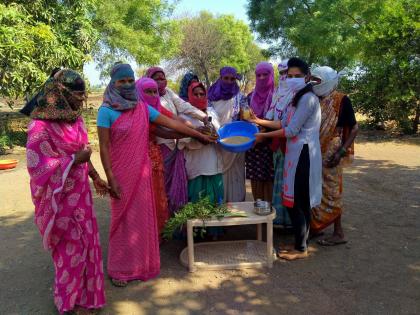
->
[107,102,160,281]
[26,118,105,314]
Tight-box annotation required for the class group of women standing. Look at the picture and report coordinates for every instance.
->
[25,56,357,314]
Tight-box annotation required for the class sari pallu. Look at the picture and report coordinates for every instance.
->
[311,92,353,232]
[27,118,105,314]
[107,102,160,281]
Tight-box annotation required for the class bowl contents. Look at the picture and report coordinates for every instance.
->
[220,136,251,145]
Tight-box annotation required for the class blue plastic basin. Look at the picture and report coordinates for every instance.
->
[217,121,259,153]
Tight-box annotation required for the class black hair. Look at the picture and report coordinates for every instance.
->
[292,84,313,107]
[287,57,310,75]
[287,57,312,107]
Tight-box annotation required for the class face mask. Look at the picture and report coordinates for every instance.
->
[117,83,136,99]
[286,78,306,92]
[312,82,335,97]
[143,93,159,109]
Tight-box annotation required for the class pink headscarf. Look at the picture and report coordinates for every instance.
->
[250,62,274,118]
[135,78,162,110]
[146,67,167,96]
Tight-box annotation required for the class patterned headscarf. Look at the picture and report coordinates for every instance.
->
[207,66,241,102]
[146,66,167,96]
[102,63,138,111]
[135,78,162,110]
[250,62,275,118]
[179,72,199,101]
[265,59,294,121]
[30,69,86,122]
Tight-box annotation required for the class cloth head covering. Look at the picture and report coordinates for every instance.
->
[20,68,62,117]
[277,59,289,91]
[311,66,339,97]
[265,59,294,121]
[250,62,275,118]
[102,63,137,111]
[188,82,208,110]
[179,72,199,101]
[135,77,162,110]
[208,66,241,102]
[30,69,86,122]
[146,66,167,96]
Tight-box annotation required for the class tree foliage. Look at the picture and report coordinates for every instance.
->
[247,0,420,133]
[92,0,180,79]
[169,12,264,88]
[0,0,180,102]
[0,0,97,103]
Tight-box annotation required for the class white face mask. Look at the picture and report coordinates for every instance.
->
[286,78,306,92]
[313,82,336,97]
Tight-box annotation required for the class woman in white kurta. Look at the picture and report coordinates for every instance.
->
[208,66,247,202]
[146,67,206,213]
[254,58,322,261]
[179,82,224,203]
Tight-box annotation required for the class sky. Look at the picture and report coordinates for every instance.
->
[84,0,250,86]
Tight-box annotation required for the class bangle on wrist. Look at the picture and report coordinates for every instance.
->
[89,169,99,180]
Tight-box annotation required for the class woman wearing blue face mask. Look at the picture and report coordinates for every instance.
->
[248,57,322,260]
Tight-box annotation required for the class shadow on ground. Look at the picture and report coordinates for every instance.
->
[1,155,419,314]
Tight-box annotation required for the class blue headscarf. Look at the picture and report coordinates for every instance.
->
[179,72,199,101]
[102,63,138,111]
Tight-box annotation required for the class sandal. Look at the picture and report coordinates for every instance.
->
[111,278,128,287]
[317,238,347,246]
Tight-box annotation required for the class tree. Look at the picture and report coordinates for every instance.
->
[0,0,181,102]
[247,0,420,133]
[92,0,181,79]
[0,1,97,105]
[169,11,264,88]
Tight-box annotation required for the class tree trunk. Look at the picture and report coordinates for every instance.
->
[203,69,211,89]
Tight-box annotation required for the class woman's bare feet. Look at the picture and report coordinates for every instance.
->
[278,250,308,260]
[278,244,295,253]
[111,278,128,287]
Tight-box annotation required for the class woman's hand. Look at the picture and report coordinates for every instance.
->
[198,134,218,145]
[254,133,265,145]
[93,177,108,197]
[326,152,341,168]
[74,145,92,165]
[108,176,122,199]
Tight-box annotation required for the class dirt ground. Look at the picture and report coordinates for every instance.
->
[1,134,419,315]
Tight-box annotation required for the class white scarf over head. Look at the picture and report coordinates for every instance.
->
[311,66,339,97]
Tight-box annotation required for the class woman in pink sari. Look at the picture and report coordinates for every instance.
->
[27,69,107,314]
[97,64,216,287]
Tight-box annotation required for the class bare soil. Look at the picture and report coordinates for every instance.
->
[1,134,419,315]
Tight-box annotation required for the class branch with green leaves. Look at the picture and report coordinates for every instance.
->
[162,197,229,240]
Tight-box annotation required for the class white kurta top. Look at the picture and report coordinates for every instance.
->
[282,92,322,208]
[179,108,223,180]
[156,88,207,150]
[209,95,246,202]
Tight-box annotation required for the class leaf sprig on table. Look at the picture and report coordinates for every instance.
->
[162,197,229,240]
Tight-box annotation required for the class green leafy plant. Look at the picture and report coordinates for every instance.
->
[162,197,229,240]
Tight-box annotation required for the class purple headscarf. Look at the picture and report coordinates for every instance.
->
[208,66,241,102]
[250,62,274,118]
